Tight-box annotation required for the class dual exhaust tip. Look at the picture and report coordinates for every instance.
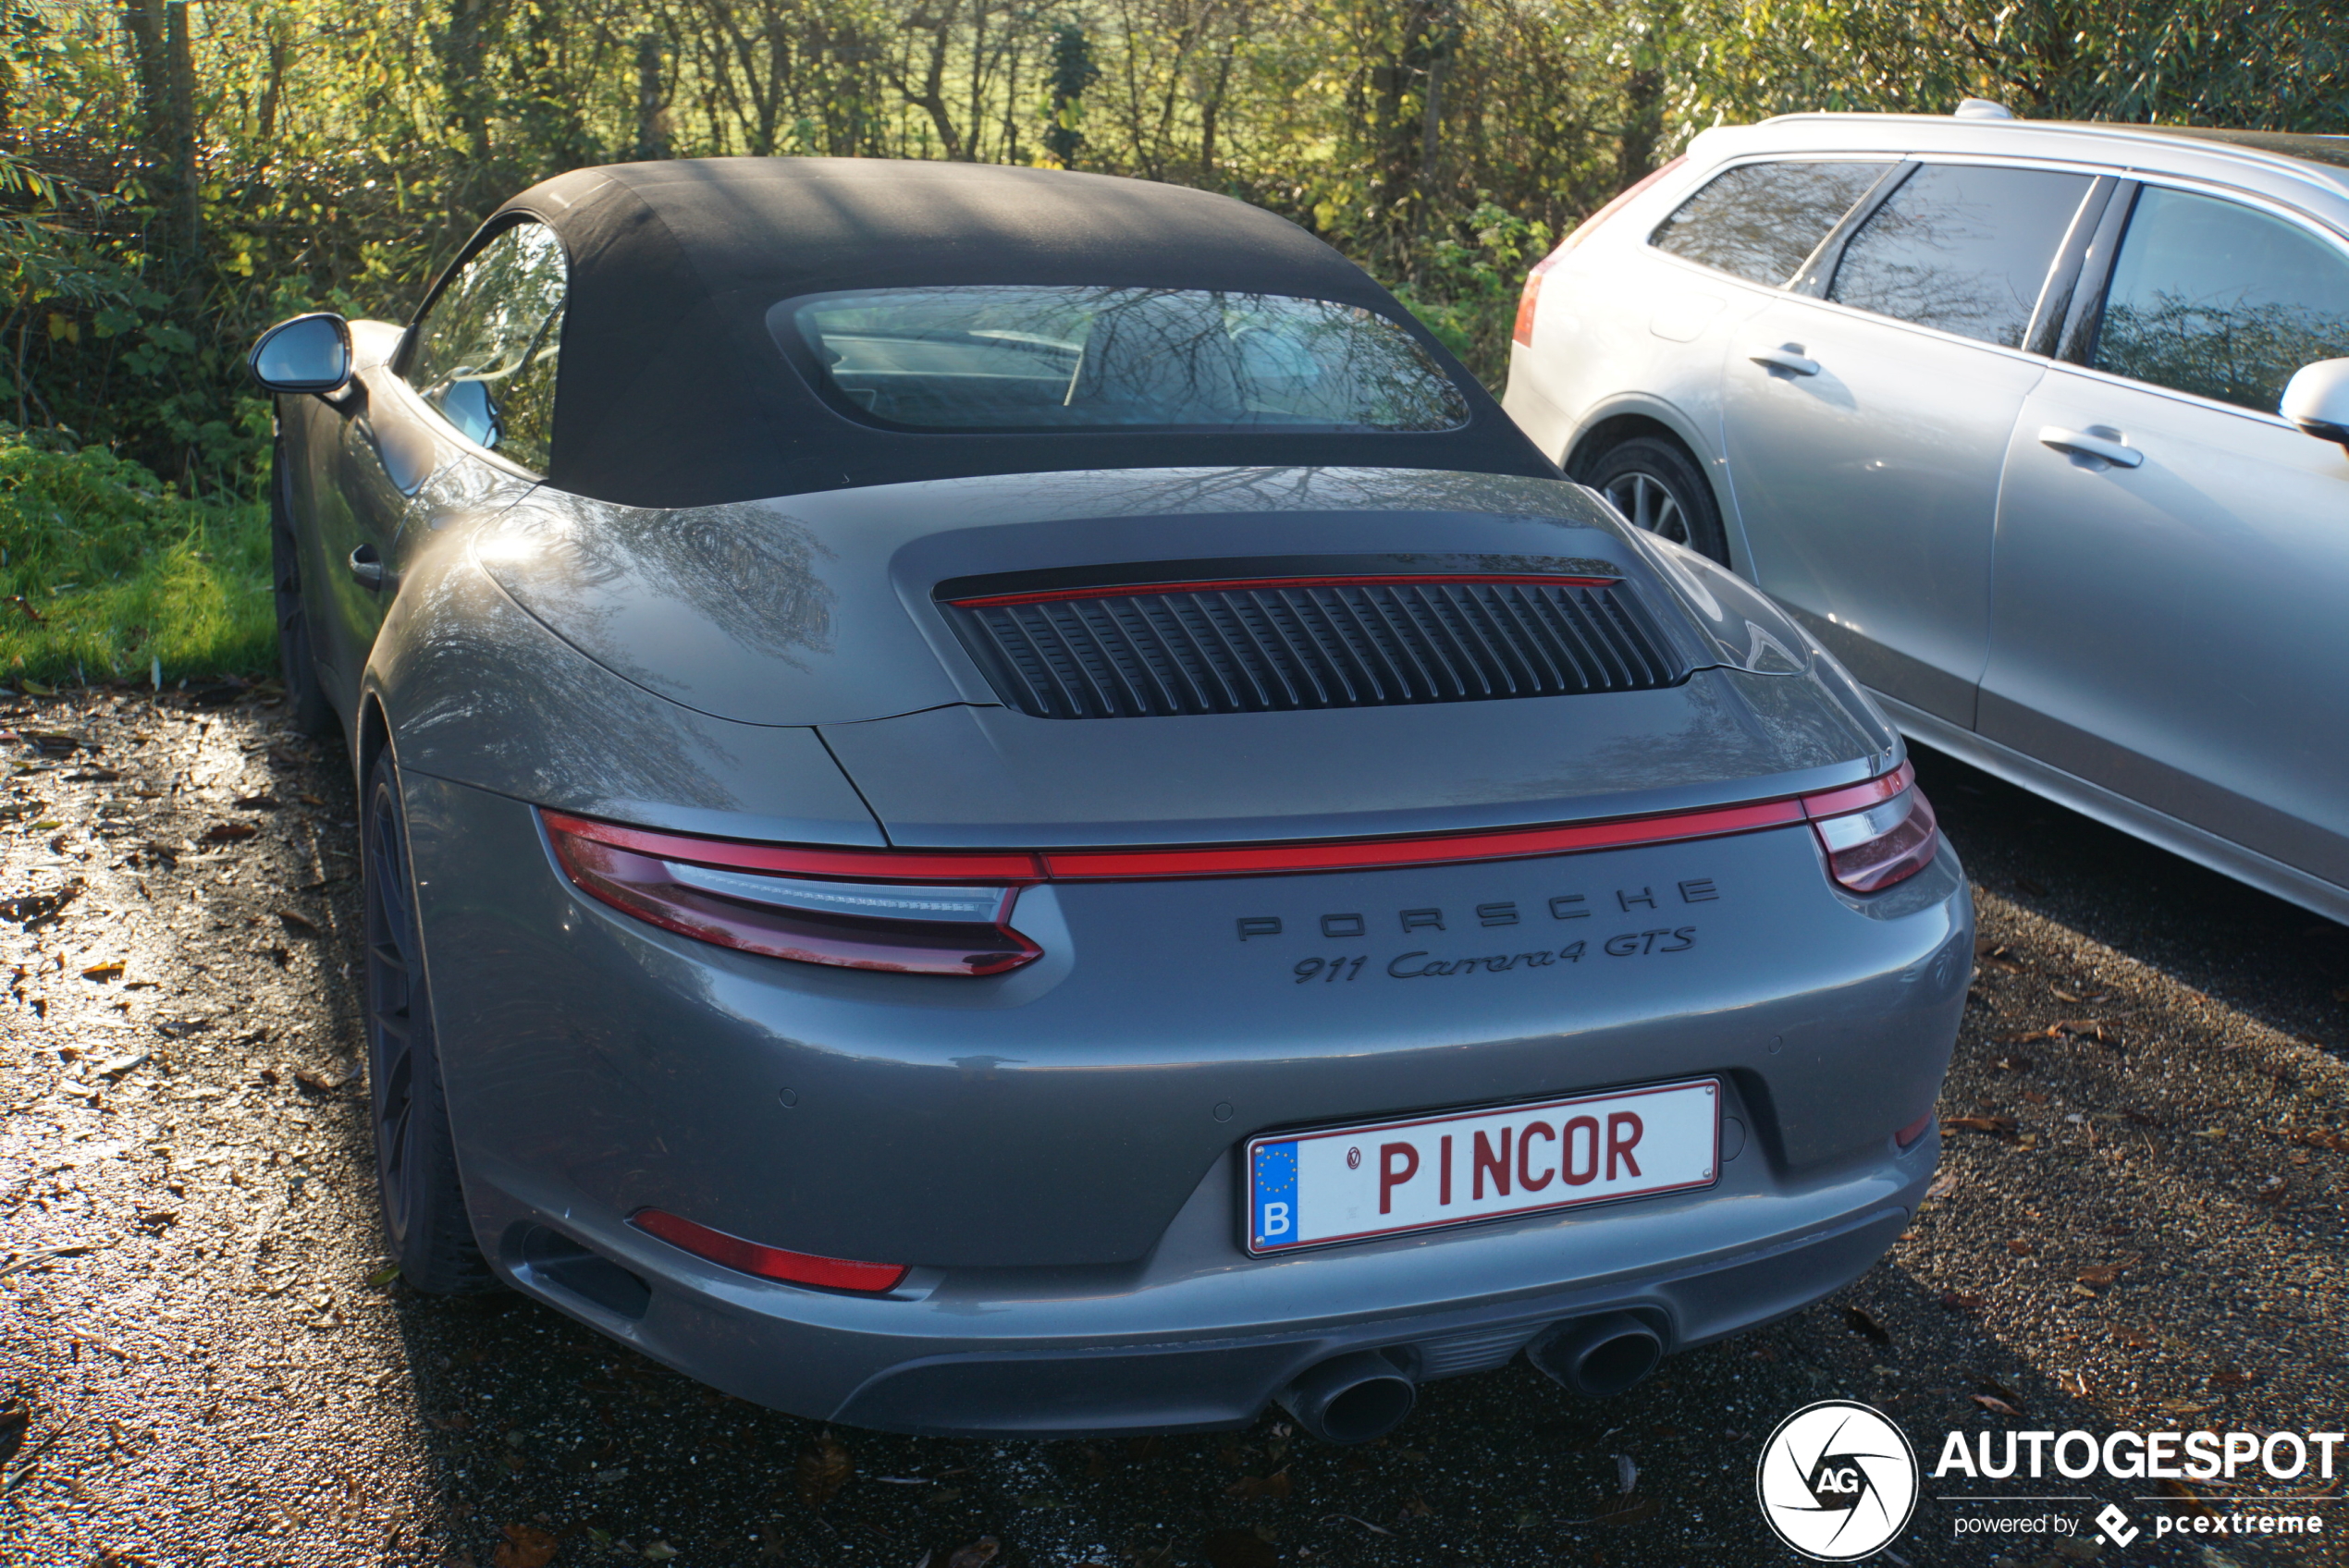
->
[1275,1310,1665,1445]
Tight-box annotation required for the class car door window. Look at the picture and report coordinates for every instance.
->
[404,221,567,472]
[1647,161,1891,287]
[2091,185,2349,413]
[1827,164,2094,349]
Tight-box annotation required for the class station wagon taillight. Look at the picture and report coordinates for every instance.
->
[541,811,1042,977]
[1801,763,1942,893]
[1515,156,1687,347]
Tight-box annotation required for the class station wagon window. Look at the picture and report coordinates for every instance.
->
[1827,164,2094,349]
[2093,186,2349,413]
[1646,161,1890,287]
[781,286,1470,432]
[404,221,567,472]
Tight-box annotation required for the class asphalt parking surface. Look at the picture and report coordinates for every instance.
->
[2,683,2344,1568]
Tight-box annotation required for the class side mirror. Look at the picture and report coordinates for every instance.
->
[249,312,352,395]
[2281,357,2349,451]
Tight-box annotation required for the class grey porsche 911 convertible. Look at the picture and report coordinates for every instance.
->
[248,157,1968,1443]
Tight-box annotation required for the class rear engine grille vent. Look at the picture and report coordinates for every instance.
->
[943,577,1687,719]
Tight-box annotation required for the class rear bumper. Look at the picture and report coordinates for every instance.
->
[466,1128,1932,1437]
[402,770,1968,1435]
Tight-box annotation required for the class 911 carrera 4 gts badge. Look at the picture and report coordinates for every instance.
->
[1235,878,1719,943]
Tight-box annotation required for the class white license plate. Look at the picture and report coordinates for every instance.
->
[1243,1078,1720,1256]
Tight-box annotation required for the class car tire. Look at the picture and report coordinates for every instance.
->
[363,746,495,1294]
[270,442,338,739]
[1583,436,1730,567]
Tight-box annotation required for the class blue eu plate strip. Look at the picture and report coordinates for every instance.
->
[1252,1141,1299,1250]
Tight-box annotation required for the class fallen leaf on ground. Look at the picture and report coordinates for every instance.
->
[366,1263,402,1289]
[1972,1394,2022,1417]
[795,1431,853,1512]
[80,961,124,979]
[492,1524,557,1568]
[640,1545,679,1563]
[945,1538,1002,1568]
[2212,1369,2254,1389]
[2077,1265,2121,1286]
[1225,1469,1291,1501]
[2057,1369,2090,1398]
[1938,1290,1984,1311]
[1563,1494,1660,1526]
[2158,1477,2216,1516]
[275,908,320,934]
[1843,1305,1891,1344]
[1946,1115,2018,1137]
[1992,1055,2034,1072]
[2006,1238,2035,1256]
[2159,1399,2210,1415]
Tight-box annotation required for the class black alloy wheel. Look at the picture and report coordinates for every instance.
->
[270,440,338,739]
[1583,435,1731,567]
[363,748,494,1293]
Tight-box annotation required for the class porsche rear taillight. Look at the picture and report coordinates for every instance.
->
[1800,762,1942,893]
[631,1208,907,1293]
[1515,156,1688,347]
[541,812,1041,977]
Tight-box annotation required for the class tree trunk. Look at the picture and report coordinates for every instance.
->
[635,32,669,159]
[121,0,200,260]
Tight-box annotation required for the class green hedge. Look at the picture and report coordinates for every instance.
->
[0,432,271,686]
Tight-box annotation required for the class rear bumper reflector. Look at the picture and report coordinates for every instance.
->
[631,1208,907,1293]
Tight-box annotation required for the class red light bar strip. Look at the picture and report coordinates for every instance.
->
[545,766,1912,888]
[1797,760,1915,821]
[1039,799,1804,879]
[946,572,1618,608]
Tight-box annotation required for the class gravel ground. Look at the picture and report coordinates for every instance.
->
[1,684,2343,1568]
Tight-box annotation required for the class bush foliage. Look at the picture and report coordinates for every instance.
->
[0,0,2342,679]
[0,432,269,684]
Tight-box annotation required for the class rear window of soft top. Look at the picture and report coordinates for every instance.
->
[778,285,1471,433]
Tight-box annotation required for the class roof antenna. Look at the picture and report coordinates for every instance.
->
[1953,98,2015,120]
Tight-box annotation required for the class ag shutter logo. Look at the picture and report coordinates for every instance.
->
[1756,1400,1921,1561]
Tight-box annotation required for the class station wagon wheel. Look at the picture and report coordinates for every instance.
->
[1584,435,1730,567]
[270,438,337,738]
[363,748,494,1293]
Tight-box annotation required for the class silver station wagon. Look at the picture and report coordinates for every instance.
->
[1506,106,2349,923]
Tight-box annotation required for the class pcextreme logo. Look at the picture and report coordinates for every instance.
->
[1755,1401,1921,1562]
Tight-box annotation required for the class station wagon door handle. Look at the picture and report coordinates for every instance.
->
[348,545,387,592]
[2037,426,2145,468]
[1747,346,1821,376]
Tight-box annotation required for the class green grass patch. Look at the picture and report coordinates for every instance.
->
[0,432,271,687]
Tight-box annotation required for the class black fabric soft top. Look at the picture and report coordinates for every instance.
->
[461,158,1556,508]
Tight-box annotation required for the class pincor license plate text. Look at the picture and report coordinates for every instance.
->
[1246,1079,1720,1254]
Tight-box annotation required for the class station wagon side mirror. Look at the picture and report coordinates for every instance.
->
[2281,358,2349,452]
[248,312,353,396]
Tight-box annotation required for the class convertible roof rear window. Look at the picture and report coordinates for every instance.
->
[781,286,1470,433]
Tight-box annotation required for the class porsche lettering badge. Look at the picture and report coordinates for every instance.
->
[1241,877,1718,978]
